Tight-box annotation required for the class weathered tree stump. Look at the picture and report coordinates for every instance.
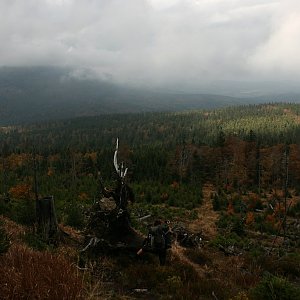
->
[82,139,143,254]
[36,196,58,241]
[84,196,143,252]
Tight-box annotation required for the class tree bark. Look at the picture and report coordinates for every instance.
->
[36,196,58,241]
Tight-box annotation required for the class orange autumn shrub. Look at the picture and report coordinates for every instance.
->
[9,183,32,199]
[227,201,235,215]
[245,212,255,225]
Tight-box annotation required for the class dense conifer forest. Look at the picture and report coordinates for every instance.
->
[1,102,300,299]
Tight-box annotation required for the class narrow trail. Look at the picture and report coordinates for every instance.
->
[172,242,208,278]
[188,183,218,238]
[172,183,218,278]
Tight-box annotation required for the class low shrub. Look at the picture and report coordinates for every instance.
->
[184,248,212,266]
[233,197,247,213]
[248,245,265,259]
[230,291,250,300]
[65,202,85,229]
[23,232,50,251]
[116,254,230,299]
[253,214,277,235]
[10,198,36,226]
[288,200,300,217]
[133,181,203,209]
[250,273,300,300]
[212,193,228,211]
[252,253,300,279]
[271,254,300,279]
[0,221,10,255]
[0,198,10,215]
[211,232,249,250]
[217,214,245,236]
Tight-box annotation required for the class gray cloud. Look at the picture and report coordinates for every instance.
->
[0,0,298,90]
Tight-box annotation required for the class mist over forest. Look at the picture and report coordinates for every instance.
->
[1,66,300,125]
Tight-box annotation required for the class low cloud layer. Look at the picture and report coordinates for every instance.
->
[0,0,299,90]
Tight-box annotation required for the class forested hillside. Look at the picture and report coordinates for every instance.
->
[1,103,300,299]
[1,102,300,216]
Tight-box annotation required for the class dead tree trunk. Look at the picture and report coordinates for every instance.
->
[283,144,289,240]
[32,149,58,241]
[83,139,142,253]
[33,150,39,219]
[36,196,58,241]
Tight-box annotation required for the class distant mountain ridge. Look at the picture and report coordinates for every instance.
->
[0,66,299,125]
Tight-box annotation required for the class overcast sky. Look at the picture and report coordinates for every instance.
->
[0,0,299,90]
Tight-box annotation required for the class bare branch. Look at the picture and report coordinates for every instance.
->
[114,138,120,175]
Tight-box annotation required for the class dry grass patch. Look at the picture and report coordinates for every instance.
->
[0,215,27,244]
[0,244,85,299]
